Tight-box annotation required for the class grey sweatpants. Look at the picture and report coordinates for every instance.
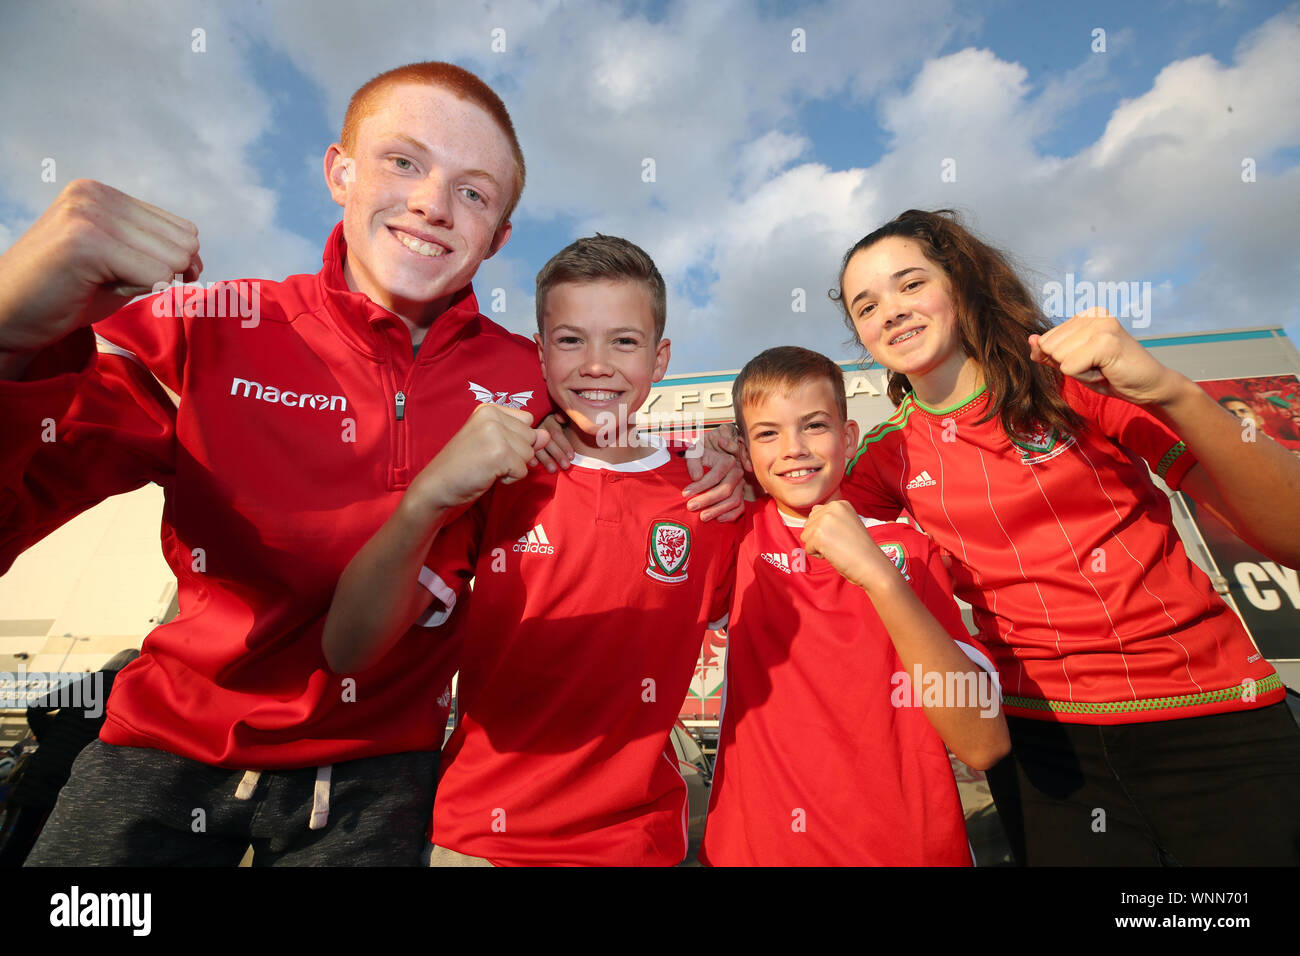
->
[25,740,439,866]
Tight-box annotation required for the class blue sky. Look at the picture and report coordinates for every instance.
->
[1,0,1296,373]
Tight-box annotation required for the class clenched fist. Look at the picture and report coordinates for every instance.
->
[0,180,201,374]
[408,403,550,514]
[801,499,901,592]
[1028,308,1184,406]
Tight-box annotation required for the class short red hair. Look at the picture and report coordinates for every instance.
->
[341,62,526,222]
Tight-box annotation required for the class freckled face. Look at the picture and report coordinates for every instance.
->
[325,83,517,323]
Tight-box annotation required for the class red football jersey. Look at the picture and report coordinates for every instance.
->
[842,380,1282,724]
[701,499,995,866]
[422,440,739,866]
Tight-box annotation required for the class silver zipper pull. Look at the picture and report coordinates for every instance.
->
[395,391,406,421]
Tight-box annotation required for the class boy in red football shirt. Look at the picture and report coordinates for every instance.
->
[323,235,738,865]
[699,347,1010,866]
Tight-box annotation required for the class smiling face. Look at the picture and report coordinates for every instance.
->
[841,236,974,404]
[324,83,517,326]
[535,279,671,464]
[740,377,859,519]
[1222,399,1261,428]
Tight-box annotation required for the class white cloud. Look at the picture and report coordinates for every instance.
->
[0,0,318,285]
[4,0,1295,377]
[686,6,1300,370]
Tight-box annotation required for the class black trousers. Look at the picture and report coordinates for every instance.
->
[985,701,1300,866]
[25,740,440,866]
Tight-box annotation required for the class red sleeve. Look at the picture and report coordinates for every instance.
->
[842,436,905,521]
[0,296,183,574]
[416,496,489,627]
[1063,377,1197,490]
[706,502,754,630]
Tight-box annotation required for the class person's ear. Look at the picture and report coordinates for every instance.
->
[324,145,353,207]
[533,332,547,383]
[485,220,513,259]
[737,434,754,473]
[651,337,670,383]
[843,418,860,465]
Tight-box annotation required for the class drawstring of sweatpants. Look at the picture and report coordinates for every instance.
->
[232,766,333,829]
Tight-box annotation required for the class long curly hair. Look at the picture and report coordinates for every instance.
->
[830,209,1080,441]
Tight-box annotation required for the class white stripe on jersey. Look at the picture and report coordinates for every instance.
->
[96,333,182,408]
[660,747,689,864]
[973,441,1073,701]
[921,415,1015,696]
[1071,439,1203,693]
[1025,459,1138,701]
[954,640,1003,700]
[416,566,458,627]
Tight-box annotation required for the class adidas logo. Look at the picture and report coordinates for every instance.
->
[761,552,791,573]
[906,470,937,489]
[512,524,555,555]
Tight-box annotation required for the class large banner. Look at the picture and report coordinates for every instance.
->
[681,629,728,722]
[1197,373,1300,453]
[1181,374,1300,660]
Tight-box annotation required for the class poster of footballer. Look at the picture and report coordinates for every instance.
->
[1183,374,1300,660]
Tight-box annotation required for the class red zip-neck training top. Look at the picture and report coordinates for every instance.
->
[0,223,549,768]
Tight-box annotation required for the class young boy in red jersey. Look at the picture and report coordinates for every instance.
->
[699,346,1010,866]
[323,235,738,866]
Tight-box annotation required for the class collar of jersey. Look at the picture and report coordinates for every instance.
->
[778,508,888,530]
[910,384,989,419]
[568,432,671,472]
[315,221,482,360]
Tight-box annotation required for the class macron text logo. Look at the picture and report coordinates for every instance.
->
[230,377,347,412]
